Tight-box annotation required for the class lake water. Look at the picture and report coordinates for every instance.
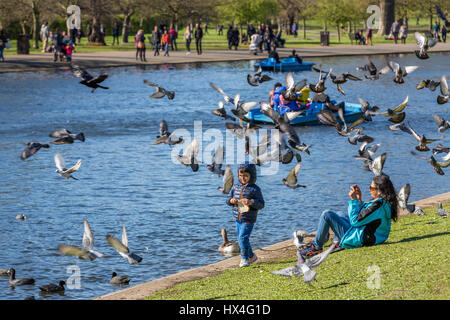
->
[0,52,449,300]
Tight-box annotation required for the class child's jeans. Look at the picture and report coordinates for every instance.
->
[313,209,351,249]
[236,221,254,259]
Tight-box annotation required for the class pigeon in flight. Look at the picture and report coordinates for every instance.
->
[416,79,440,92]
[371,96,408,124]
[151,120,184,145]
[379,61,418,84]
[143,80,175,100]
[432,144,450,161]
[369,152,386,176]
[414,32,437,60]
[176,138,200,172]
[405,121,445,152]
[218,165,234,194]
[356,56,382,80]
[58,219,106,261]
[247,66,272,86]
[54,152,82,180]
[229,94,259,121]
[212,101,236,121]
[353,142,382,171]
[313,67,362,95]
[397,184,425,215]
[432,114,450,133]
[106,224,143,264]
[282,153,306,189]
[49,129,85,145]
[21,142,50,160]
[310,66,332,93]
[411,151,450,175]
[70,64,109,93]
[207,146,225,177]
[437,76,449,105]
[347,127,374,145]
[210,82,233,104]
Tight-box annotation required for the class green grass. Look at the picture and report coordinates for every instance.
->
[147,203,449,300]
[3,21,436,55]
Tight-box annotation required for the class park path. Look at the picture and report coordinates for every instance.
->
[94,192,450,300]
[1,42,450,73]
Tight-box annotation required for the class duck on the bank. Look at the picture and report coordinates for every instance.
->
[39,280,66,293]
[218,228,240,255]
[8,268,35,286]
[110,272,131,285]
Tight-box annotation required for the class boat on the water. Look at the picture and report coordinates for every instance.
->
[253,57,315,72]
[245,101,364,126]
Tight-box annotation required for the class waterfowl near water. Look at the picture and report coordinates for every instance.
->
[39,280,66,293]
[15,214,26,220]
[8,268,35,286]
[218,228,240,255]
[0,269,9,276]
[110,272,131,285]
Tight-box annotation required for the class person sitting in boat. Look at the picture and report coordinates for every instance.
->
[269,82,283,107]
[288,49,303,64]
[268,47,280,63]
[309,92,345,113]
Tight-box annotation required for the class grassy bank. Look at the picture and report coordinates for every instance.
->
[3,21,438,55]
[147,203,449,300]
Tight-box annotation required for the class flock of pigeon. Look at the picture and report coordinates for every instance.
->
[9,32,450,292]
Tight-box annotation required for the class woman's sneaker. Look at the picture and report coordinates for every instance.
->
[239,258,250,268]
[299,243,323,258]
[249,255,258,264]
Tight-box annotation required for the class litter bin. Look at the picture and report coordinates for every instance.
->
[320,31,329,46]
[17,34,30,54]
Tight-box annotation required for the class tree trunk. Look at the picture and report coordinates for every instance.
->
[377,0,395,36]
[336,24,340,42]
[88,0,105,44]
[31,0,40,49]
[88,17,103,43]
[121,9,134,43]
[429,5,433,30]
[303,17,306,39]
[20,21,27,35]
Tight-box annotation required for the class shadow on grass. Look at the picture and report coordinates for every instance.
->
[321,282,350,290]
[207,293,239,300]
[387,231,450,244]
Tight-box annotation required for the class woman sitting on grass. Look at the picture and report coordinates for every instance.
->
[300,174,398,258]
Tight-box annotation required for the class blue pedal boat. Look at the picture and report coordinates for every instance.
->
[245,101,364,127]
[253,57,315,72]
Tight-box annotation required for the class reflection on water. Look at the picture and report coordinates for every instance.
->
[0,53,449,300]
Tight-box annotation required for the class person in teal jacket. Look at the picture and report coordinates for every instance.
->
[299,174,398,258]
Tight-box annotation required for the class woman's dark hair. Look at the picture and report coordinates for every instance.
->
[373,174,398,222]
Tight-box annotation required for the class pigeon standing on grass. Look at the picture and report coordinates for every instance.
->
[397,184,425,215]
[436,202,449,217]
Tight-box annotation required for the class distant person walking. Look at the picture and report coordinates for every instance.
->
[169,27,178,51]
[365,27,373,46]
[112,22,120,45]
[390,20,400,44]
[432,21,441,41]
[227,25,233,50]
[442,24,447,43]
[194,23,203,55]
[399,23,408,44]
[152,26,161,56]
[40,22,49,53]
[184,25,192,55]
[52,29,64,62]
[231,27,240,50]
[161,30,170,56]
[135,29,146,62]
[0,30,8,62]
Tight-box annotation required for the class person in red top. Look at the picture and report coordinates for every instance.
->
[65,43,74,62]
[161,30,170,57]
[169,27,177,50]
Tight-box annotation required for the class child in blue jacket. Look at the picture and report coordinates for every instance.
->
[227,163,265,267]
[300,174,398,258]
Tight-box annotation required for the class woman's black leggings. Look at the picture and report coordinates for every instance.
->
[186,39,191,52]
